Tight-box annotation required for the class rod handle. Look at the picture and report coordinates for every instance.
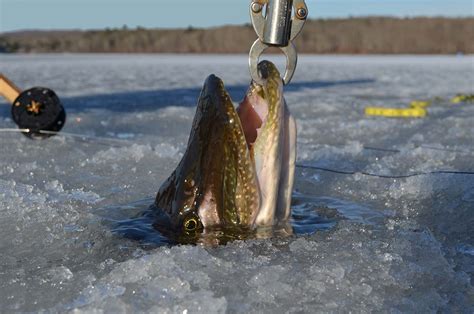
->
[0,74,21,104]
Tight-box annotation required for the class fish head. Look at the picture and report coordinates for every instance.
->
[155,74,260,235]
[154,61,296,240]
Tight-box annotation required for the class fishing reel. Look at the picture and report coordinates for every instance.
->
[0,74,66,139]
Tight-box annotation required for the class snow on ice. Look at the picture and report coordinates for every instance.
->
[0,54,473,312]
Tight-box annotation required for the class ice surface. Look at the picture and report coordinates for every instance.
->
[0,54,473,312]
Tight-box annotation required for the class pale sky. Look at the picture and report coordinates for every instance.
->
[1,0,473,32]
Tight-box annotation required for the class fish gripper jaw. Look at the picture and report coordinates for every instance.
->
[249,0,308,85]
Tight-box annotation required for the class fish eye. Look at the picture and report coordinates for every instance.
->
[183,216,201,232]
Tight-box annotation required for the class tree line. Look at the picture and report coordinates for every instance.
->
[1,17,472,54]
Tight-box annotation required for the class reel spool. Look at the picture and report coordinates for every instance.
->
[0,74,66,139]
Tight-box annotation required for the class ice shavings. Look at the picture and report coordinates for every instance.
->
[0,55,473,312]
[45,180,103,204]
[90,143,183,165]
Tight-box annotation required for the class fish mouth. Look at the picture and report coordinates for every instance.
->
[154,61,295,238]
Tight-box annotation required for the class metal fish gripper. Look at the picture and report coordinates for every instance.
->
[249,0,308,85]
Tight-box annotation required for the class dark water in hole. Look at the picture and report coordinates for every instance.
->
[96,194,338,247]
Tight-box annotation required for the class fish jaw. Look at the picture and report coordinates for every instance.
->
[155,75,260,233]
[276,105,297,222]
[238,61,297,226]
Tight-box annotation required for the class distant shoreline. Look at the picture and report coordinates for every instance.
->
[1,17,473,54]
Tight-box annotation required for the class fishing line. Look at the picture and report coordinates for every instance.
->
[362,146,401,153]
[364,144,472,155]
[3,127,469,156]
[39,130,131,143]
[0,128,131,148]
[303,141,473,156]
[416,145,471,155]
[312,143,473,156]
[41,130,134,148]
[1,128,472,178]
[296,164,474,178]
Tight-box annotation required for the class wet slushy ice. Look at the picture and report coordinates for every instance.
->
[0,55,473,312]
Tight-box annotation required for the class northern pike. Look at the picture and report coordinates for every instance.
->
[153,61,296,243]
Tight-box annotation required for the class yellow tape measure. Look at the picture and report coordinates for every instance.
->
[365,106,427,118]
[409,100,431,108]
[365,94,473,118]
[451,94,474,104]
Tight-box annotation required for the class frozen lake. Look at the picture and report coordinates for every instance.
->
[0,54,473,312]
